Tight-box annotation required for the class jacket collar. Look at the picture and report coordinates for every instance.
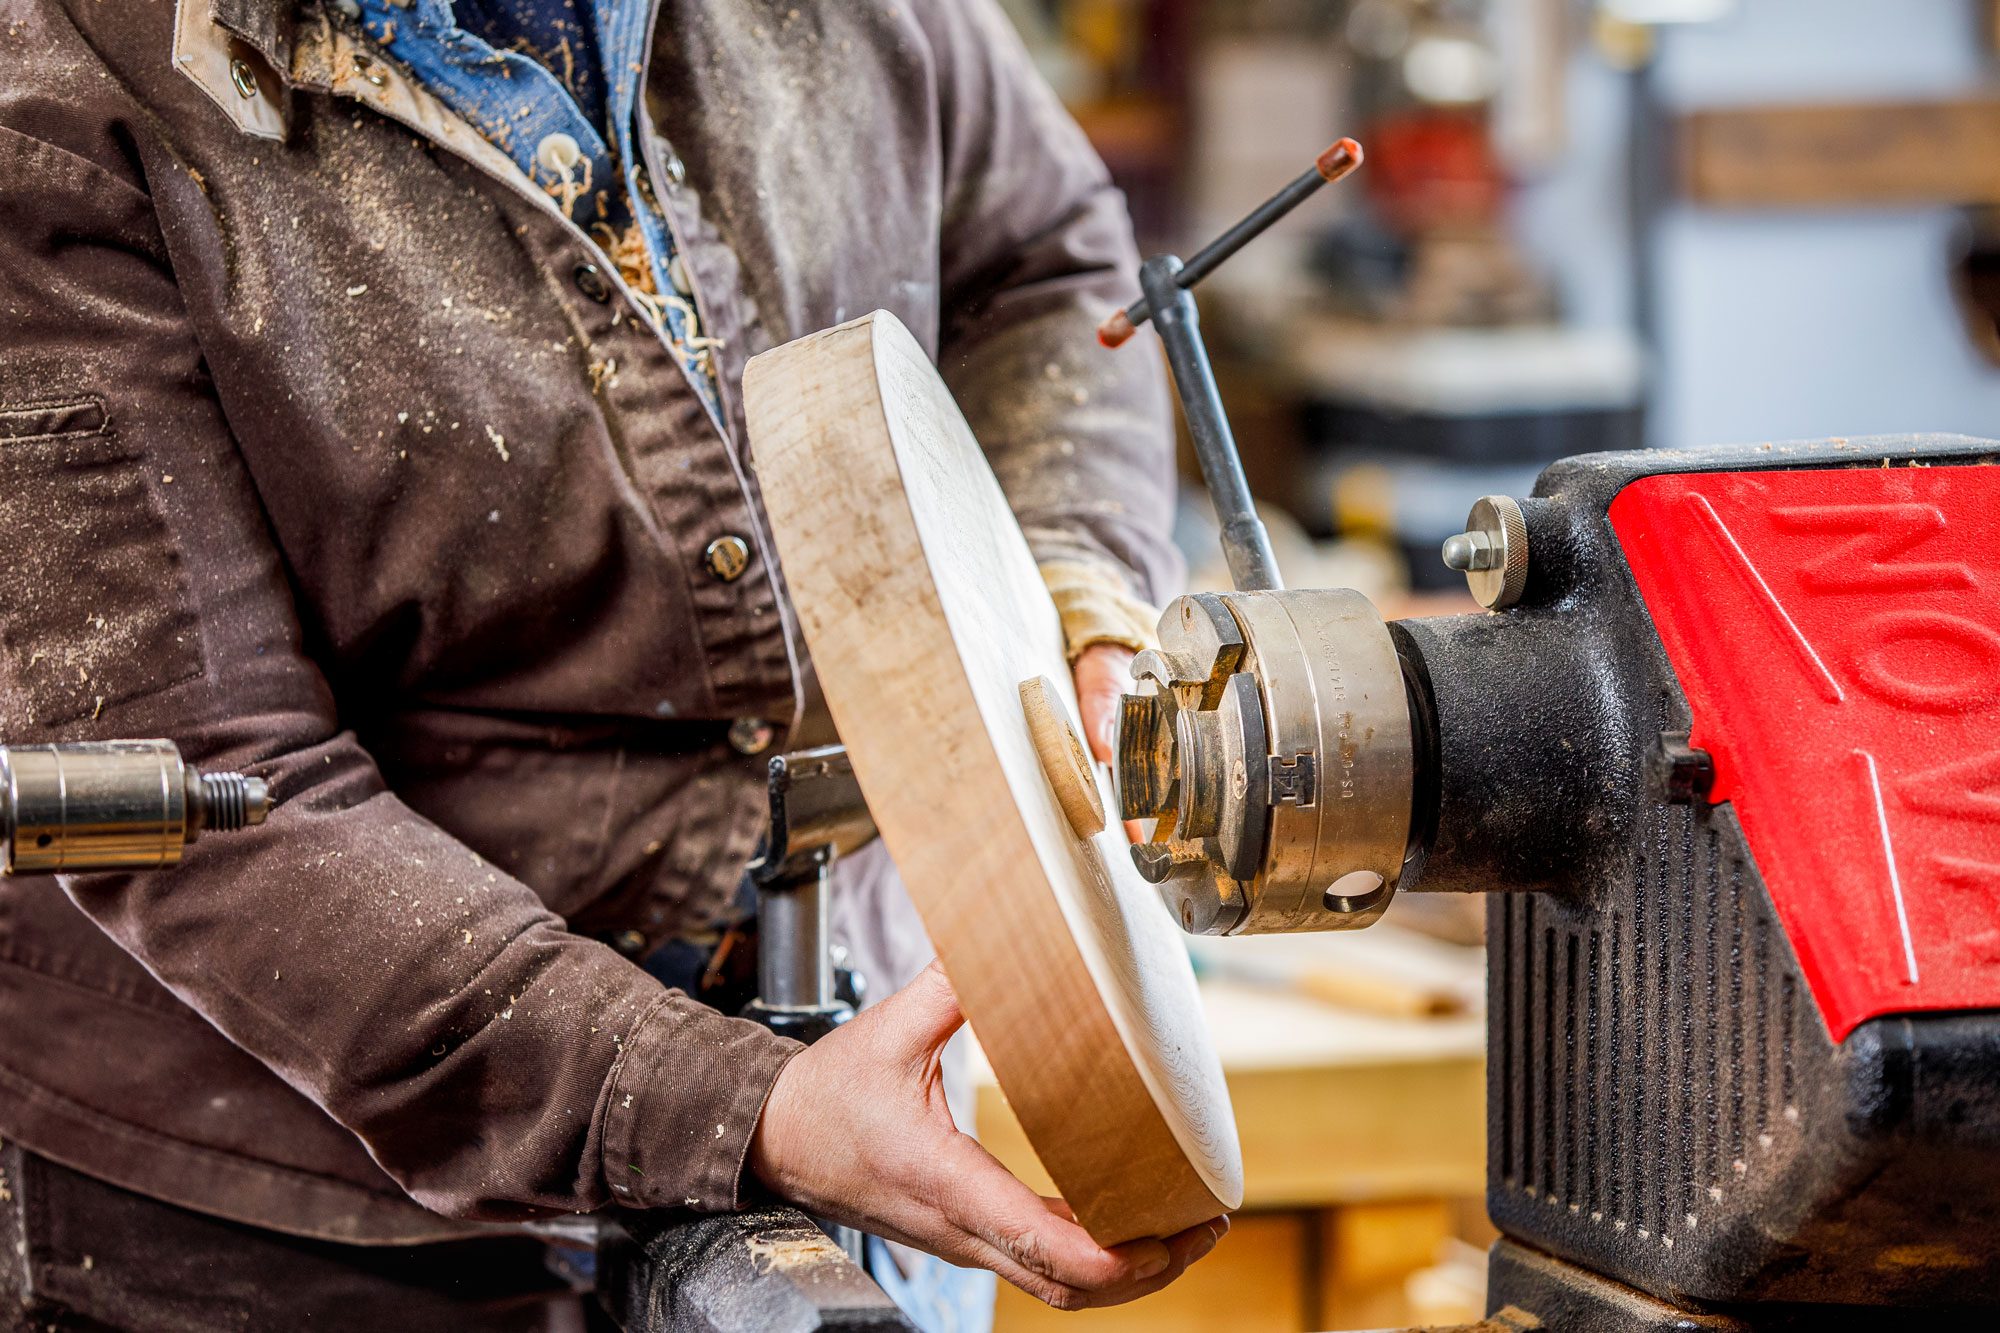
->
[171,0,292,140]
[212,0,297,71]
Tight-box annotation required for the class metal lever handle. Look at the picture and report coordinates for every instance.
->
[1097,139,1365,593]
[1096,138,1363,349]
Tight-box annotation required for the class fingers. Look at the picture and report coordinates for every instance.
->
[950,1232,1159,1314]
[1166,1215,1228,1269]
[757,956,1228,1316]
[1074,646,1148,840]
[911,1146,1234,1312]
[1105,1236,1174,1282]
[871,959,965,1060]
[1071,644,1134,765]
[1066,1216,1231,1310]
[980,1214,1232,1311]
[932,1136,1170,1295]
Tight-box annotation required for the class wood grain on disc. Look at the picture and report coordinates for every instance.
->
[744,311,1243,1244]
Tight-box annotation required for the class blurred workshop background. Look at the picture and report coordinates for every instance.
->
[973,1,2000,1329]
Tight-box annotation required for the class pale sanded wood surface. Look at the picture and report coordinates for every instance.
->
[744,311,1242,1244]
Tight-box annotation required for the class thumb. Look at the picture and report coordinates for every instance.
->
[1073,645,1134,765]
[876,959,966,1059]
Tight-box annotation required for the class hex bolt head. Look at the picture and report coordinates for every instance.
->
[1655,732,1715,805]
[1441,530,1500,572]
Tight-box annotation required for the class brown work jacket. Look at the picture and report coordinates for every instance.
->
[0,0,1175,1241]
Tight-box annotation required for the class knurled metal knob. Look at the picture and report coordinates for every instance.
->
[1443,495,1529,609]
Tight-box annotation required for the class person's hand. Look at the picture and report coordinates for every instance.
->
[1073,643,1144,842]
[748,961,1229,1309]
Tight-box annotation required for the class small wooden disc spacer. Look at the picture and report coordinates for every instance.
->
[1019,676,1107,838]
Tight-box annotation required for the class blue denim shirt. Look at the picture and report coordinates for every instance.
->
[348,0,721,421]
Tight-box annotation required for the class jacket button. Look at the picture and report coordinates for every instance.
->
[729,719,775,756]
[703,535,751,582]
[573,262,612,304]
[536,133,583,176]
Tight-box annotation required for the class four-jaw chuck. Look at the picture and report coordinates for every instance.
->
[1113,588,1420,935]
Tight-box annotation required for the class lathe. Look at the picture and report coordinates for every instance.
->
[1110,434,2000,1330]
[1092,143,2000,1330]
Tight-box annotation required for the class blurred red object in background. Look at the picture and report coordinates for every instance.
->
[1365,111,1507,235]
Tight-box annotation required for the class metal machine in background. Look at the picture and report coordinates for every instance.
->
[1101,141,2000,1329]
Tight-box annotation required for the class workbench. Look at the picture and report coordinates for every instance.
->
[973,928,1488,1332]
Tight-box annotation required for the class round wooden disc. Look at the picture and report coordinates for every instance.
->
[745,311,1243,1244]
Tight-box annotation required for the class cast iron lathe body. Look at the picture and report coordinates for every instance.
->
[1407,434,1999,1329]
[1118,433,2000,1329]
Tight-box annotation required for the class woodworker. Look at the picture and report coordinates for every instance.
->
[0,1,1224,1329]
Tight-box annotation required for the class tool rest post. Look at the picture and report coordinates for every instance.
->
[1138,257,1283,593]
[756,853,834,1011]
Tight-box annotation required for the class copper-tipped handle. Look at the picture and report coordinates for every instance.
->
[1097,137,1365,349]
[1315,136,1364,184]
[1098,308,1139,349]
